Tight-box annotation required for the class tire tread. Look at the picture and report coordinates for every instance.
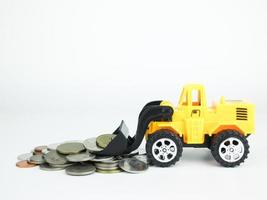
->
[211,130,250,167]
[146,130,183,167]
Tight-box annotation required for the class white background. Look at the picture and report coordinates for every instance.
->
[0,0,267,200]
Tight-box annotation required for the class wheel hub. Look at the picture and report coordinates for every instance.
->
[218,137,245,163]
[152,138,178,163]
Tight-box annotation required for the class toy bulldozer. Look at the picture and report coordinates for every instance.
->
[94,84,255,167]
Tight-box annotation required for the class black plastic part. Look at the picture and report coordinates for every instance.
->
[138,100,163,119]
[124,103,174,154]
[94,101,174,156]
[94,121,129,156]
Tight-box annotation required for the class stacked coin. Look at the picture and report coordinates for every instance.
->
[16,133,149,176]
[34,145,47,155]
[66,163,96,176]
[16,142,92,173]
[16,144,49,168]
[95,159,122,174]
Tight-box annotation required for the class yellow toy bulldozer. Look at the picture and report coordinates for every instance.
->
[95,84,255,167]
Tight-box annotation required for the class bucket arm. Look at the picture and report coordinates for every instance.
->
[93,101,173,156]
[124,101,174,153]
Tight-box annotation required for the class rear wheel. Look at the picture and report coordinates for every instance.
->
[146,130,183,167]
[211,130,249,167]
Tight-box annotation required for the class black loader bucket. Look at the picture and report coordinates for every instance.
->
[94,101,174,156]
[93,120,130,156]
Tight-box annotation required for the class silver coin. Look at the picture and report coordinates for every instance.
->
[83,138,103,152]
[94,162,118,168]
[91,155,114,162]
[116,151,139,160]
[96,169,122,174]
[65,163,96,176]
[134,155,148,164]
[29,155,45,164]
[49,163,74,168]
[47,143,61,151]
[42,148,50,154]
[119,157,148,174]
[57,142,85,154]
[97,159,118,164]
[43,150,68,165]
[94,162,119,170]
[66,152,95,162]
[94,162,118,167]
[39,163,65,171]
[95,166,119,171]
[17,153,33,161]
[116,148,146,160]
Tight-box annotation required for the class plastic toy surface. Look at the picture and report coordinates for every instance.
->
[145,84,255,167]
[94,84,255,168]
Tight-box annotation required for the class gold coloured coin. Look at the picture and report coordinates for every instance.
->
[96,169,122,174]
[96,134,116,148]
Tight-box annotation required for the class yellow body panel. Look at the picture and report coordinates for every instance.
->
[146,84,255,144]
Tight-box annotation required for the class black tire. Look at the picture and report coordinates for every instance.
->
[146,130,183,167]
[211,130,249,167]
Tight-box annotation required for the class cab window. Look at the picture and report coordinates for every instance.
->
[182,91,188,105]
[182,95,188,105]
[192,89,201,106]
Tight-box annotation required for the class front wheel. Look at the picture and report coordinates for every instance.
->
[211,130,250,167]
[146,130,183,167]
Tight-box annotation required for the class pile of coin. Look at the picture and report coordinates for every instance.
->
[16,134,148,176]
[95,159,122,174]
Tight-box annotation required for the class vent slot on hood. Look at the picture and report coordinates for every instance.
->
[236,108,248,120]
